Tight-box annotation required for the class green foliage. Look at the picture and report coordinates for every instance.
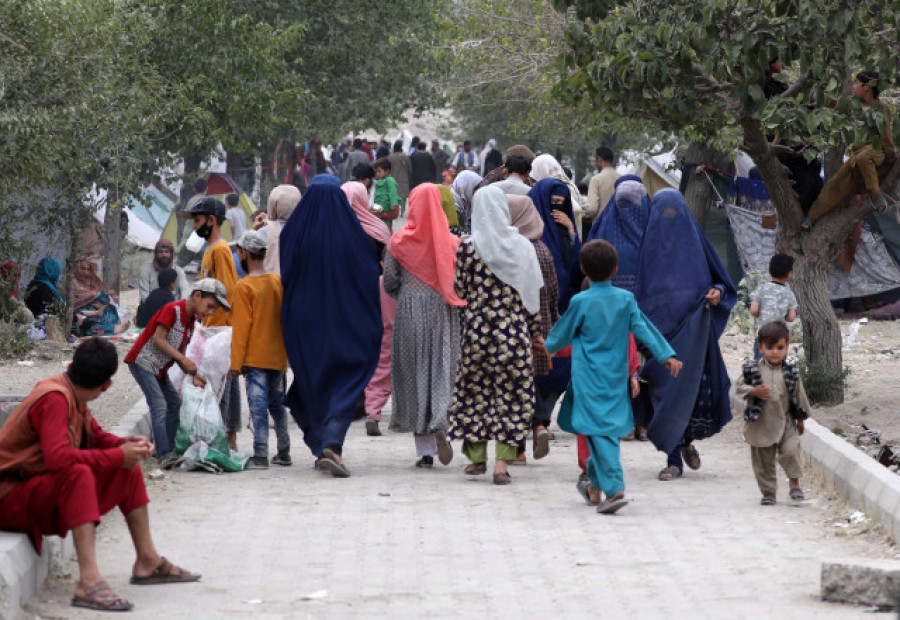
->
[0,320,31,360]
[798,356,851,405]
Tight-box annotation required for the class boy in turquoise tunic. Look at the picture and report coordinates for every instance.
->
[545,240,682,514]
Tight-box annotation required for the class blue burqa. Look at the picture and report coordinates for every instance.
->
[586,175,651,293]
[634,189,736,456]
[527,179,583,394]
[280,174,382,456]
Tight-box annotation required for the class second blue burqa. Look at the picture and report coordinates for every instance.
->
[635,189,736,455]
[280,175,383,456]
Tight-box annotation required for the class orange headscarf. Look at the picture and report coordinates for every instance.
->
[72,258,105,308]
[387,184,465,307]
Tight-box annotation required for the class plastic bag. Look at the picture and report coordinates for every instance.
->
[168,325,232,398]
[172,383,249,472]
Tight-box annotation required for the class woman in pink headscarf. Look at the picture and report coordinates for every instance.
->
[384,183,465,468]
[342,181,395,434]
[263,184,301,276]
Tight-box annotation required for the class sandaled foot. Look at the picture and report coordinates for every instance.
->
[533,427,550,460]
[658,466,682,481]
[760,494,776,506]
[492,472,512,485]
[316,449,350,478]
[622,429,635,441]
[511,453,527,466]
[465,462,487,476]
[365,419,382,436]
[130,557,201,585]
[576,478,600,506]
[636,427,648,442]
[790,487,804,501]
[435,429,453,465]
[681,444,701,470]
[597,492,629,514]
[72,580,133,611]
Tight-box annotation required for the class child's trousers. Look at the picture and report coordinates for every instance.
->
[244,367,290,458]
[462,440,518,463]
[808,144,885,221]
[750,417,802,496]
[585,435,625,498]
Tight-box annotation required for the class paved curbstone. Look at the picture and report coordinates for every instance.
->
[0,397,149,620]
[821,558,900,607]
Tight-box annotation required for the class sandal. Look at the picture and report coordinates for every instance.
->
[790,487,805,501]
[760,494,776,506]
[658,466,682,481]
[464,462,487,476]
[510,453,527,466]
[681,444,701,470]
[636,427,648,442]
[576,478,599,505]
[533,428,550,460]
[71,580,133,611]
[492,472,512,485]
[597,493,629,515]
[315,451,351,478]
[130,557,201,585]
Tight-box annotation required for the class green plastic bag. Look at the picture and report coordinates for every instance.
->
[173,384,249,472]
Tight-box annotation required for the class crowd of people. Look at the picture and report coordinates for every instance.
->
[0,139,815,612]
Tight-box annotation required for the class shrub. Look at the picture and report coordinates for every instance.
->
[0,319,31,359]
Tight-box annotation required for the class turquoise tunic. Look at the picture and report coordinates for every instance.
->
[545,281,675,437]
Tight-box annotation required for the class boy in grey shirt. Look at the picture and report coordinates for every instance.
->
[750,254,798,359]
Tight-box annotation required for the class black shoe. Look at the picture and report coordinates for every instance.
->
[245,456,269,470]
[365,419,382,436]
[271,451,292,466]
[416,455,434,469]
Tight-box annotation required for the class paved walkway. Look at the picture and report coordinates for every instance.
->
[21,401,880,619]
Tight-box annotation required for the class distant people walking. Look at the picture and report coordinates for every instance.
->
[225,193,248,239]
[452,140,479,172]
[389,140,413,215]
[341,139,370,183]
[410,142,437,189]
[479,139,503,177]
[138,240,189,303]
[450,170,483,234]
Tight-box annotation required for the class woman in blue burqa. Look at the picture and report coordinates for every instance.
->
[280,174,383,477]
[634,188,736,481]
[521,179,582,462]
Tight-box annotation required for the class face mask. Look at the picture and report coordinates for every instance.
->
[196,219,213,239]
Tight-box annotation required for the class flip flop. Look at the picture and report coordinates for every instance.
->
[681,444,701,470]
[130,558,201,585]
[789,488,805,501]
[464,462,487,476]
[435,429,453,465]
[316,450,351,478]
[597,496,629,514]
[658,466,682,481]
[576,478,599,505]
[71,580,133,611]
[533,428,550,459]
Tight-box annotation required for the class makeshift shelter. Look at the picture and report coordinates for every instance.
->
[616,148,682,197]
[127,184,176,233]
[160,172,257,244]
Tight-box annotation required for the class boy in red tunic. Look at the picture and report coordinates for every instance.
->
[0,338,200,612]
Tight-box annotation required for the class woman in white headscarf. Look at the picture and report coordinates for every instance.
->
[530,153,588,234]
[447,185,544,486]
[450,170,483,234]
[263,184,301,275]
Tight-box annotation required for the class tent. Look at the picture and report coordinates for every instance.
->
[615,147,682,197]
[127,184,176,233]
[160,172,257,244]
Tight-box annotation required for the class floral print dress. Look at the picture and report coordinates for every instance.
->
[448,239,542,445]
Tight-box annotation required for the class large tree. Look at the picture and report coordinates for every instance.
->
[554,0,900,403]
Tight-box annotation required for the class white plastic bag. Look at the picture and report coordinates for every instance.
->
[168,324,232,398]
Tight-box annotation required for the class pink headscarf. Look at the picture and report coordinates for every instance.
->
[342,182,391,246]
[265,184,301,275]
[387,183,465,307]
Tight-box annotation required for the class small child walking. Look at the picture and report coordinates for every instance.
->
[735,320,811,505]
[125,279,230,459]
[545,240,681,514]
[136,268,177,328]
[749,253,797,359]
[229,231,291,469]
[373,157,401,230]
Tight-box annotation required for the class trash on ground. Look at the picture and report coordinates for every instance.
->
[299,590,328,601]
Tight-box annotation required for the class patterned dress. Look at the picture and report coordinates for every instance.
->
[384,252,461,434]
[448,239,541,445]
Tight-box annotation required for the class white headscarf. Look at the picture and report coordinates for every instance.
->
[479,139,497,175]
[265,184,301,275]
[451,170,483,222]
[470,185,543,314]
[530,153,588,213]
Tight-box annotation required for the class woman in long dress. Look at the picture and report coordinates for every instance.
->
[280,174,382,477]
[384,183,465,467]
[634,189,736,481]
[448,185,544,485]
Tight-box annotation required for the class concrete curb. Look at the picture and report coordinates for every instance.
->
[0,398,150,620]
[801,418,900,542]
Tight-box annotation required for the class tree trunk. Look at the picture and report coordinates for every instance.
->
[178,152,202,242]
[102,199,122,298]
[681,142,732,227]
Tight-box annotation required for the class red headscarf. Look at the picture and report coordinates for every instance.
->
[387,183,465,307]
[0,263,21,298]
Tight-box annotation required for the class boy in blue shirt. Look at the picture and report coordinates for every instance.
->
[546,240,682,514]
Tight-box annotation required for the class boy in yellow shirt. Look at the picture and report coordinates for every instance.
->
[229,231,290,469]
[185,197,242,449]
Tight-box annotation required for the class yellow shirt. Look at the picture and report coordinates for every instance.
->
[200,240,237,327]
[229,273,288,372]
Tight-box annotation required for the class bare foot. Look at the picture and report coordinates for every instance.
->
[587,485,601,504]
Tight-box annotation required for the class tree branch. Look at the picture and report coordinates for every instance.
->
[781,74,809,99]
